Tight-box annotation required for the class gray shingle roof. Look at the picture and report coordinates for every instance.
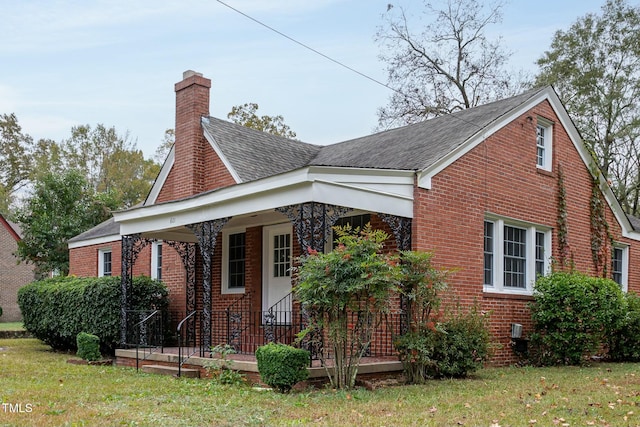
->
[68,217,120,243]
[204,87,547,179]
[202,118,321,182]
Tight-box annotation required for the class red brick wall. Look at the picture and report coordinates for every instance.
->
[412,100,636,364]
[0,223,36,321]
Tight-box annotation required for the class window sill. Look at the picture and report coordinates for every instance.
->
[483,291,534,301]
[536,167,554,177]
[222,288,245,295]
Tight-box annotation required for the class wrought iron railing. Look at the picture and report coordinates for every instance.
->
[177,310,203,377]
[127,310,164,371]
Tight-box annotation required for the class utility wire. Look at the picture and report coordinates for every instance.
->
[215,0,484,131]
[215,0,396,94]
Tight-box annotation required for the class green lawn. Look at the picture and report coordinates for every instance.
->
[0,322,25,331]
[1,339,639,426]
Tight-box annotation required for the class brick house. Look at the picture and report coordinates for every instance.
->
[0,214,36,322]
[68,70,640,365]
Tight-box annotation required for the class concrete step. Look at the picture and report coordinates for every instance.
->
[141,364,200,378]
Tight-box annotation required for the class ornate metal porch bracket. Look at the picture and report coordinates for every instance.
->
[165,240,197,343]
[165,241,197,314]
[379,213,412,335]
[187,218,230,351]
[379,213,412,251]
[120,234,152,345]
[276,202,353,253]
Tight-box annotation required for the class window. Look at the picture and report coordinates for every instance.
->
[536,118,553,171]
[484,217,551,294]
[611,244,629,291]
[273,233,291,278]
[98,249,112,277]
[331,214,371,249]
[222,229,246,294]
[151,241,163,280]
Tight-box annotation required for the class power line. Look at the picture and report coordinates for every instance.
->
[214,0,395,94]
[214,0,484,131]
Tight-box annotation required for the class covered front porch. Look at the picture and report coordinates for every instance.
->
[114,167,415,372]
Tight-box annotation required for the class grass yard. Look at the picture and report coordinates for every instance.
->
[1,339,640,426]
[0,322,25,331]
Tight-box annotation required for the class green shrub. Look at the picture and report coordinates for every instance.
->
[76,332,101,361]
[607,293,640,361]
[206,344,246,386]
[529,272,625,366]
[256,343,310,393]
[395,305,491,382]
[18,275,168,353]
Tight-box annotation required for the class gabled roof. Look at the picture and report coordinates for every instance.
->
[201,86,547,181]
[67,217,120,248]
[0,214,22,241]
[202,117,321,183]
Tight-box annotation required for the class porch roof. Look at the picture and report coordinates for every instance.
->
[114,166,415,242]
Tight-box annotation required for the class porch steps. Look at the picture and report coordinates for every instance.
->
[141,364,200,378]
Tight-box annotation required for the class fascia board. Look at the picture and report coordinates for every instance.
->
[68,234,121,249]
[115,167,414,235]
[145,145,175,206]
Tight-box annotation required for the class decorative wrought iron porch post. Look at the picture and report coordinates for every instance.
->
[187,219,229,351]
[380,213,413,334]
[276,202,352,360]
[165,241,197,314]
[120,234,151,345]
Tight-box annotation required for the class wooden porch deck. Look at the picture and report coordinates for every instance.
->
[115,347,403,380]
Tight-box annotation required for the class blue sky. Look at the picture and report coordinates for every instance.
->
[0,0,609,158]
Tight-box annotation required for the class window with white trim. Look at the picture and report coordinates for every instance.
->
[151,241,163,280]
[536,118,553,171]
[330,214,371,249]
[611,243,629,291]
[222,229,246,294]
[483,217,551,294]
[98,249,112,277]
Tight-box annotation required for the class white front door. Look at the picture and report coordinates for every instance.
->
[262,223,293,324]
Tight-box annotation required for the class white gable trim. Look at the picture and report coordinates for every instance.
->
[145,146,175,206]
[68,234,121,249]
[202,117,242,184]
[417,86,640,241]
[114,166,414,236]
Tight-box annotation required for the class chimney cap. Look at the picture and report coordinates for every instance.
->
[183,70,203,79]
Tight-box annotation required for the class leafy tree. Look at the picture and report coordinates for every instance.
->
[61,124,159,208]
[0,113,33,213]
[294,225,399,389]
[227,103,297,139]
[375,0,524,129]
[154,128,175,164]
[535,0,640,215]
[15,169,116,276]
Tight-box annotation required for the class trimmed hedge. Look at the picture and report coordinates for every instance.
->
[529,272,625,365]
[77,332,101,361]
[256,343,309,393]
[18,276,168,353]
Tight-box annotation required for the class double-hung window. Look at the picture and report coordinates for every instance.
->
[484,216,551,294]
[222,229,246,294]
[98,249,112,277]
[536,118,553,171]
[151,241,163,280]
[611,243,629,292]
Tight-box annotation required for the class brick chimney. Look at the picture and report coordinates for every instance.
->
[174,70,211,197]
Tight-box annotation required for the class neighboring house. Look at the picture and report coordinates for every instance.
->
[0,214,36,322]
[68,70,640,365]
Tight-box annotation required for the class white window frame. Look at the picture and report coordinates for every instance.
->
[611,243,629,292]
[151,241,163,280]
[221,227,246,294]
[536,117,553,172]
[98,248,112,277]
[483,215,552,295]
